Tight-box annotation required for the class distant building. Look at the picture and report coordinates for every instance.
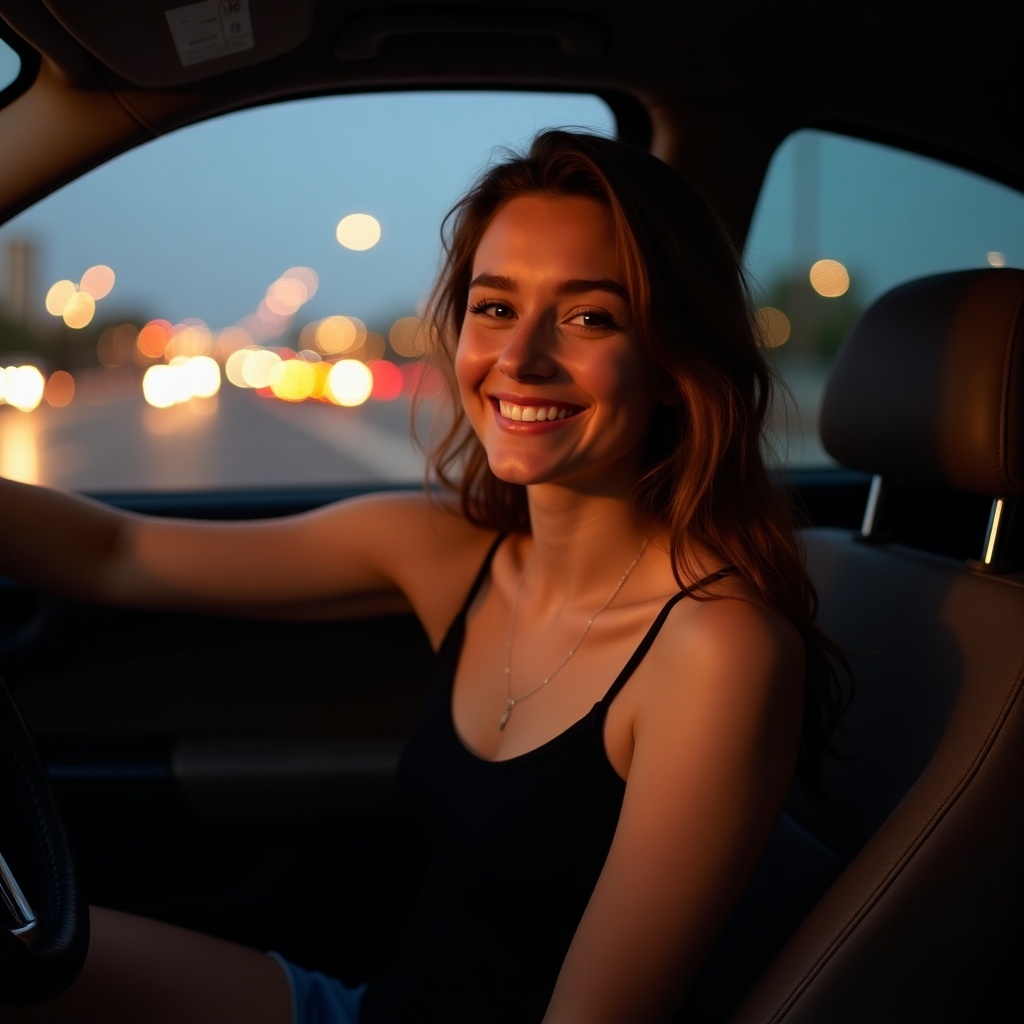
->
[2,236,38,325]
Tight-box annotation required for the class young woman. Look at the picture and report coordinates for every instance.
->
[0,129,845,1024]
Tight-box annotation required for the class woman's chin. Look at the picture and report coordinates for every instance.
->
[487,457,541,486]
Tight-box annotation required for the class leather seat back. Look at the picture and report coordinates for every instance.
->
[729,269,1024,1023]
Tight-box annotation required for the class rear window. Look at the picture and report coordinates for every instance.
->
[0,31,26,99]
[746,129,1024,466]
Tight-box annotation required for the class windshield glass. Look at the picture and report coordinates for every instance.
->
[0,91,614,491]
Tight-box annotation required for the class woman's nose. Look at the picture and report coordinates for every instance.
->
[496,320,558,380]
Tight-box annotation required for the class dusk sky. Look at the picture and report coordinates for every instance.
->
[0,31,1020,338]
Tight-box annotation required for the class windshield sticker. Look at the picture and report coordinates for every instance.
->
[165,0,254,68]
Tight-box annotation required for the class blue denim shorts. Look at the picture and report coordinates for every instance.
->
[268,952,367,1024]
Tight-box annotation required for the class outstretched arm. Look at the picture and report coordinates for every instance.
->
[0,476,487,632]
[543,596,805,1024]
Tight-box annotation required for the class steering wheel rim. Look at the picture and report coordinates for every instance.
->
[0,676,89,1006]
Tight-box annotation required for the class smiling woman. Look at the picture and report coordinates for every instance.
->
[455,194,659,494]
[0,127,850,1024]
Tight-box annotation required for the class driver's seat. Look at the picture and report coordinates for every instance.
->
[730,267,1024,1022]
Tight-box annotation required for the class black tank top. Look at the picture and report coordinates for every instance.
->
[360,535,735,1023]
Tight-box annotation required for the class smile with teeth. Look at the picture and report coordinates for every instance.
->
[498,400,579,422]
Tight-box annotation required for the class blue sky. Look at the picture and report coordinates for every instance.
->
[1,92,616,331]
[0,64,1021,336]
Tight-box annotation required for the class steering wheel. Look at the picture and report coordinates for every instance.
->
[0,676,89,1006]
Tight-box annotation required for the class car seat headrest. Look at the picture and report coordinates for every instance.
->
[819,268,1024,497]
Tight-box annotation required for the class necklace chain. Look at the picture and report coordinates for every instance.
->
[499,537,649,731]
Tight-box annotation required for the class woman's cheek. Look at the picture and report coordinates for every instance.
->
[454,329,488,390]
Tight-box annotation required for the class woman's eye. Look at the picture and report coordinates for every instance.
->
[468,300,515,319]
[568,309,619,329]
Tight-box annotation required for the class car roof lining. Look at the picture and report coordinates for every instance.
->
[0,1,1021,242]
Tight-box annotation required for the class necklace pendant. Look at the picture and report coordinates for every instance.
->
[498,698,515,731]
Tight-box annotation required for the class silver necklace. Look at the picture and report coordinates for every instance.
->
[499,537,649,731]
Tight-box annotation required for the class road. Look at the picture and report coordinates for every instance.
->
[0,360,833,492]
[0,380,434,492]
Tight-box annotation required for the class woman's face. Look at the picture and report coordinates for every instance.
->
[455,194,664,497]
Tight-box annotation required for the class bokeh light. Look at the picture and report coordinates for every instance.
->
[142,356,221,408]
[755,306,791,348]
[336,213,381,251]
[166,320,213,359]
[240,348,282,389]
[45,279,76,316]
[370,359,403,400]
[389,315,429,358]
[178,354,221,398]
[44,369,75,407]
[1,365,46,411]
[62,291,96,329]
[270,357,317,402]
[809,259,850,298]
[137,320,174,361]
[327,359,373,406]
[316,315,365,355]
[44,267,115,329]
[80,264,115,300]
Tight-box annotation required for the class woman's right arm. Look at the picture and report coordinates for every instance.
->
[0,477,488,630]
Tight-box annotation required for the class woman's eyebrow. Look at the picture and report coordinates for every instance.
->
[558,278,628,301]
[469,273,516,291]
[468,273,627,301]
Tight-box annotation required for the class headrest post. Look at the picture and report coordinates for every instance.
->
[861,474,885,539]
[981,498,1005,566]
[976,497,1009,569]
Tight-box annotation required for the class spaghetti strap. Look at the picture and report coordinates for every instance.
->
[600,564,739,706]
[458,532,507,615]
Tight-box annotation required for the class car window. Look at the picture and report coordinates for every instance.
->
[0,91,614,492]
[0,32,24,97]
[4,104,1022,492]
[746,129,1024,467]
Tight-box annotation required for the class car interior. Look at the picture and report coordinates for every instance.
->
[0,2,1022,1021]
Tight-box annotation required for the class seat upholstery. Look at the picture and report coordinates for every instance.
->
[726,269,1024,1023]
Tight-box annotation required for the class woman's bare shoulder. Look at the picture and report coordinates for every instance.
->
[637,573,806,739]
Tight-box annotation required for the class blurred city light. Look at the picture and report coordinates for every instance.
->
[335,213,381,251]
[1,364,46,411]
[389,315,429,357]
[370,359,403,400]
[79,264,115,299]
[142,356,222,408]
[809,259,850,297]
[137,319,174,361]
[755,306,792,348]
[45,279,76,315]
[327,359,373,406]
[44,369,75,407]
[44,264,116,328]
[270,356,317,402]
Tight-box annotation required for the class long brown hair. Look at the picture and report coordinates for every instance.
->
[413,128,849,793]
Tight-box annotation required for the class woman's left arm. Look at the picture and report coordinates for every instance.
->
[542,598,806,1024]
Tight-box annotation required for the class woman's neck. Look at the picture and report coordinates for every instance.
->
[519,490,662,610]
